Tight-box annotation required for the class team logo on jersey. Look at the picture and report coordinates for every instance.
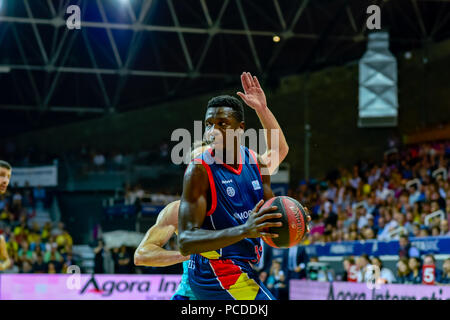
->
[226,186,235,197]
[252,180,261,190]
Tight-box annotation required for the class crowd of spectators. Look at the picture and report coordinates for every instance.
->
[288,140,450,245]
[0,184,74,274]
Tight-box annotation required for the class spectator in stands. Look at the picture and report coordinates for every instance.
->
[18,240,35,264]
[431,226,441,236]
[408,257,422,284]
[398,235,420,259]
[20,260,33,273]
[116,245,132,274]
[47,262,57,274]
[340,256,358,282]
[371,256,396,284]
[287,245,308,280]
[32,185,46,208]
[396,258,411,284]
[422,254,443,284]
[266,258,287,300]
[419,227,430,238]
[440,258,450,284]
[92,150,106,171]
[440,219,449,236]
[356,254,371,283]
[411,223,421,238]
[94,239,105,274]
[32,253,47,273]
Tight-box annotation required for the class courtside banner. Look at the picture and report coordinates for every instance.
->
[290,280,450,300]
[0,274,181,300]
[9,165,58,187]
[304,236,450,257]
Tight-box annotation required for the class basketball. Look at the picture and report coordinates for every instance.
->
[261,196,308,249]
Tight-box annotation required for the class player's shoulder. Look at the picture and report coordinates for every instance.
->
[183,159,210,192]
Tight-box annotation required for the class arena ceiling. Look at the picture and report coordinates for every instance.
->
[1,0,450,135]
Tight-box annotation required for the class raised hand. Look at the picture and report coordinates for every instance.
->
[237,72,267,112]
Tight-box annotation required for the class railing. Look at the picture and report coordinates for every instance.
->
[424,210,446,226]
[388,226,407,239]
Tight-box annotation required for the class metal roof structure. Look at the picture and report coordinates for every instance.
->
[0,0,449,134]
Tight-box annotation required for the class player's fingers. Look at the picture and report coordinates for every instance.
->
[256,206,278,217]
[242,72,252,90]
[260,232,279,238]
[253,76,261,88]
[257,212,282,221]
[252,199,264,214]
[246,72,255,87]
[241,73,249,93]
[258,222,283,229]
[237,92,247,102]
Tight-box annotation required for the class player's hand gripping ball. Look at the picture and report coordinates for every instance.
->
[261,196,310,248]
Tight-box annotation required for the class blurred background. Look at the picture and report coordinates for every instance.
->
[0,0,449,300]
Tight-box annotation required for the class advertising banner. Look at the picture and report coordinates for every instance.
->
[9,165,58,187]
[290,280,450,300]
[304,236,450,257]
[0,274,181,300]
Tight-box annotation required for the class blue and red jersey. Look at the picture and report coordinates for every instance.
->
[191,145,264,262]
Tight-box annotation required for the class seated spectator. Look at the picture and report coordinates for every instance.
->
[396,258,411,284]
[47,262,57,274]
[439,219,449,236]
[32,185,46,208]
[408,257,422,284]
[371,256,396,284]
[356,254,371,283]
[116,245,132,274]
[398,235,420,259]
[20,260,33,273]
[341,256,358,282]
[32,254,47,273]
[266,258,287,300]
[440,258,450,284]
[422,254,443,285]
[18,240,35,264]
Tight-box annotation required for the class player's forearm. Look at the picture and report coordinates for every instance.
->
[178,225,247,256]
[0,258,11,271]
[255,106,289,166]
[134,245,188,267]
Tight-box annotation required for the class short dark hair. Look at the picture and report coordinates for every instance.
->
[0,160,12,171]
[206,95,244,122]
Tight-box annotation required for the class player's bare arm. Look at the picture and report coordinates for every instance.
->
[177,163,283,256]
[237,72,289,174]
[0,235,11,271]
[134,201,190,267]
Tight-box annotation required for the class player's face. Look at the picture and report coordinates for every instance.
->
[204,107,244,151]
[0,167,11,195]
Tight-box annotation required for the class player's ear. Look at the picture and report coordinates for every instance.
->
[239,121,245,131]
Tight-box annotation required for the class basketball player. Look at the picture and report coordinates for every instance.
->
[177,73,310,300]
[134,72,296,299]
[0,160,12,271]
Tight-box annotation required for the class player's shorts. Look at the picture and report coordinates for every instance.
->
[171,260,197,300]
[188,254,275,300]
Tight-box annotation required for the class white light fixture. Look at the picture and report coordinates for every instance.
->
[0,66,11,73]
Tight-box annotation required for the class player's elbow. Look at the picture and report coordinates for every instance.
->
[178,233,194,256]
[133,249,146,266]
[280,144,289,161]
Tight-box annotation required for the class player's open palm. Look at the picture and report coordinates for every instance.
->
[244,200,283,238]
[237,72,267,112]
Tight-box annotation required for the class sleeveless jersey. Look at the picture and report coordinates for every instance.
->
[192,145,264,262]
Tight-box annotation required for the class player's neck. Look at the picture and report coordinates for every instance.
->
[212,146,241,168]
